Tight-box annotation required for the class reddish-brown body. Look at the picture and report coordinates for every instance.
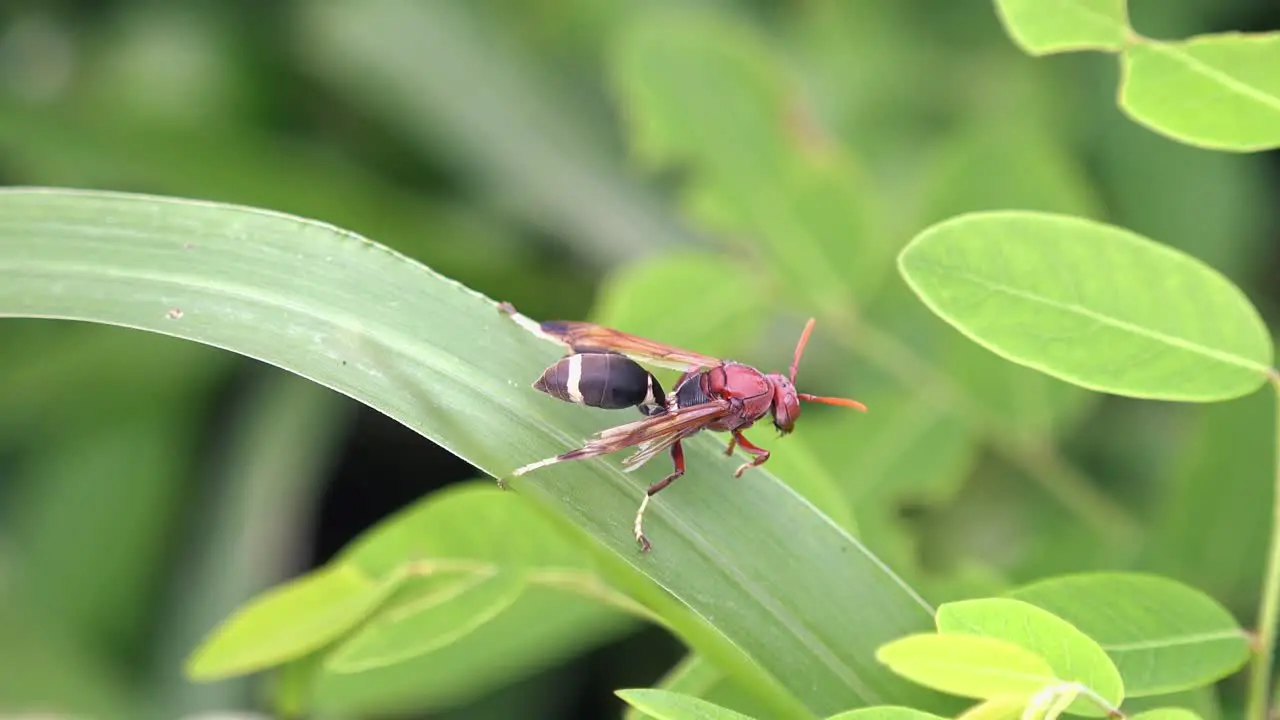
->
[675,363,776,432]
[500,302,867,552]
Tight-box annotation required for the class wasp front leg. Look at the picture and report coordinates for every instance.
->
[728,430,769,478]
[635,440,685,553]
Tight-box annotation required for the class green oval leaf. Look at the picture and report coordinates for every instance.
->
[313,570,639,715]
[184,564,395,680]
[625,653,777,720]
[327,570,526,672]
[1121,34,1280,153]
[956,695,1028,720]
[1006,573,1250,696]
[993,0,1128,55]
[876,633,1058,700]
[826,706,950,720]
[334,481,640,590]
[936,598,1123,716]
[616,689,757,720]
[898,211,1273,401]
[0,187,946,718]
[191,481,645,714]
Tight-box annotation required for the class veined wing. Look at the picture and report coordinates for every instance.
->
[539,320,722,371]
[607,401,731,471]
[510,400,731,478]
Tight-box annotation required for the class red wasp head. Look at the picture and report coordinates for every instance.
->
[768,318,867,434]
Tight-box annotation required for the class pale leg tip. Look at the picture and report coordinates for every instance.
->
[634,493,653,553]
[511,456,557,477]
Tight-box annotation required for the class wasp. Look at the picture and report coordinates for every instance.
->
[500,303,866,552]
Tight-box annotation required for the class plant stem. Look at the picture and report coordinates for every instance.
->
[1245,375,1280,720]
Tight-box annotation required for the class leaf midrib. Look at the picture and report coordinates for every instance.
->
[1145,40,1280,115]
[1105,628,1247,652]
[912,260,1271,374]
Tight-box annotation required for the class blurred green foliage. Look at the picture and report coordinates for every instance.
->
[1,0,1278,719]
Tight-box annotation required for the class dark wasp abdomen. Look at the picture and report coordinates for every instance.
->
[533,351,667,416]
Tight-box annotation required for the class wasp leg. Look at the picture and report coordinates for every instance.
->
[723,435,738,457]
[635,440,685,553]
[729,430,770,478]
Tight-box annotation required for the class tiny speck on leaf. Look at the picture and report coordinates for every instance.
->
[166,308,184,320]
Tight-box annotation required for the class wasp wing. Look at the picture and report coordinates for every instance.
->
[612,401,732,471]
[510,400,732,477]
[538,320,723,372]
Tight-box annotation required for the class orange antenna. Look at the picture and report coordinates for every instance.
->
[798,393,868,411]
[791,318,868,412]
[789,318,817,384]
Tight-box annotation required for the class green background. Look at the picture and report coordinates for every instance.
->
[1,1,1278,718]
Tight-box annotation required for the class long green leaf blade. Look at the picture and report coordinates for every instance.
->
[0,187,947,717]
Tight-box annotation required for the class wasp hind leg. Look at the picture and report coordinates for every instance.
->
[729,430,770,478]
[635,440,685,553]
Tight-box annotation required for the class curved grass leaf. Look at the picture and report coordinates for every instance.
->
[790,372,978,582]
[876,633,1058,700]
[0,187,948,718]
[1121,34,1280,152]
[898,211,1273,402]
[993,0,1128,54]
[936,599,1123,716]
[617,689,757,720]
[1006,573,1250,696]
